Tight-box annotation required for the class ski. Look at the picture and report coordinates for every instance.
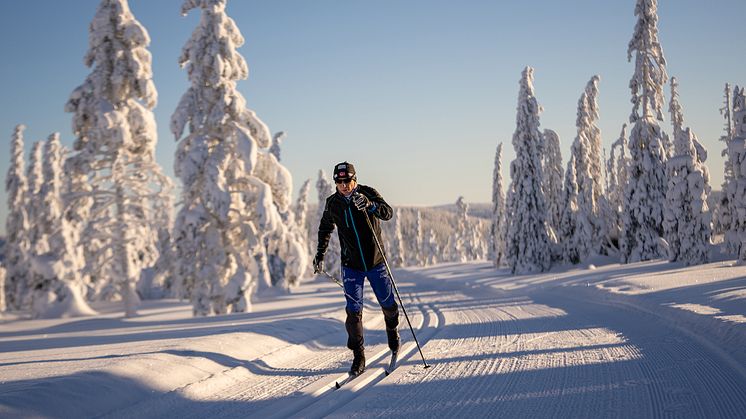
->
[335,371,361,389]
[385,351,398,376]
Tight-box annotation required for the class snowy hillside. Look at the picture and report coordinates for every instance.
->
[2,257,745,418]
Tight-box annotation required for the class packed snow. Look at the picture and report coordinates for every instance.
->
[1,256,745,418]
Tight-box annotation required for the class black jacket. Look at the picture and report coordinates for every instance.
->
[317,184,393,271]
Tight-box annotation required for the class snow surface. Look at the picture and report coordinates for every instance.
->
[2,256,745,418]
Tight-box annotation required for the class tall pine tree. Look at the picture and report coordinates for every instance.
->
[620,0,670,263]
[492,143,506,267]
[505,67,550,273]
[542,130,563,242]
[663,77,711,265]
[5,125,30,311]
[172,0,284,315]
[65,0,173,317]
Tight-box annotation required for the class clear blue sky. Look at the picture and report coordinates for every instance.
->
[1,0,744,236]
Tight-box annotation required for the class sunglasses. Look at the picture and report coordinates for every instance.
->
[335,179,354,185]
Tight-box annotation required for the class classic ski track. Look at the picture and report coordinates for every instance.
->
[110,293,436,419]
[284,294,442,419]
[551,287,746,418]
[101,300,389,419]
[328,269,746,418]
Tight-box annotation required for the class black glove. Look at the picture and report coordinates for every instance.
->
[313,254,324,274]
[352,192,372,211]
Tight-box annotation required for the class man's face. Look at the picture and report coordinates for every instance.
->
[336,178,357,196]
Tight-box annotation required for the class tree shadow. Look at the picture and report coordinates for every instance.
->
[0,316,345,354]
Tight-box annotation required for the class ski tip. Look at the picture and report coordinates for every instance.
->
[335,381,341,389]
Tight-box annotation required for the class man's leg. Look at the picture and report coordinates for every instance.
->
[368,264,400,352]
[343,267,366,374]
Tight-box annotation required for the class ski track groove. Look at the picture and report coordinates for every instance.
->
[174,293,436,419]
[286,293,440,419]
[101,299,397,419]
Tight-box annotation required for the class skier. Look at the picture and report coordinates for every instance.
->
[313,161,400,377]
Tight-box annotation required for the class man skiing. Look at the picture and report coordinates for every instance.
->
[313,161,400,377]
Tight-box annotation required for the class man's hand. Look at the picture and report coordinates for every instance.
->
[313,254,324,274]
[352,192,372,211]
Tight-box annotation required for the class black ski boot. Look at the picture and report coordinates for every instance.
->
[350,347,366,376]
[382,304,400,353]
[345,309,366,375]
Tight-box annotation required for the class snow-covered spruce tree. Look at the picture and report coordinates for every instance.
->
[568,75,608,261]
[257,146,307,289]
[315,170,340,275]
[663,77,711,265]
[505,66,551,274]
[492,143,506,267]
[412,209,425,266]
[26,141,45,257]
[559,155,580,264]
[606,124,629,246]
[717,84,737,239]
[5,125,30,311]
[29,133,96,318]
[62,152,94,298]
[294,179,311,235]
[454,197,469,262]
[424,228,439,266]
[724,86,746,260]
[620,0,670,263]
[542,130,563,241]
[139,187,175,299]
[172,0,288,315]
[293,178,312,275]
[65,0,172,317]
[390,208,405,267]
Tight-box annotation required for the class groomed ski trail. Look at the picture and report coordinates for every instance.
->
[325,263,746,418]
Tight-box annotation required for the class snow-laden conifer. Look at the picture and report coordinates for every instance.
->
[542,130,563,241]
[172,0,287,314]
[26,141,45,256]
[253,131,306,289]
[663,78,711,265]
[567,76,607,260]
[424,228,439,266]
[295,179,311,234]
[65,0,172,317]
[390,208,405,267]
[5,125,30,311]
[607,124,629,245]
[29,133,96,318]
[505,67,551,274]
[559,155,580,264]
[724,86,746,260]
[454,197,469,262]
[620,0,670,263]
[412,209,424,266]
[716,84,736,238]
[315,170,340,275]
[492,143,506,267]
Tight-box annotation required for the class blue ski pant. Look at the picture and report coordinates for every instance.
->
[342,263,396,313]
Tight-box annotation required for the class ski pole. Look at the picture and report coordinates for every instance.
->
[362,209,431,369]
[319,269,344,288]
